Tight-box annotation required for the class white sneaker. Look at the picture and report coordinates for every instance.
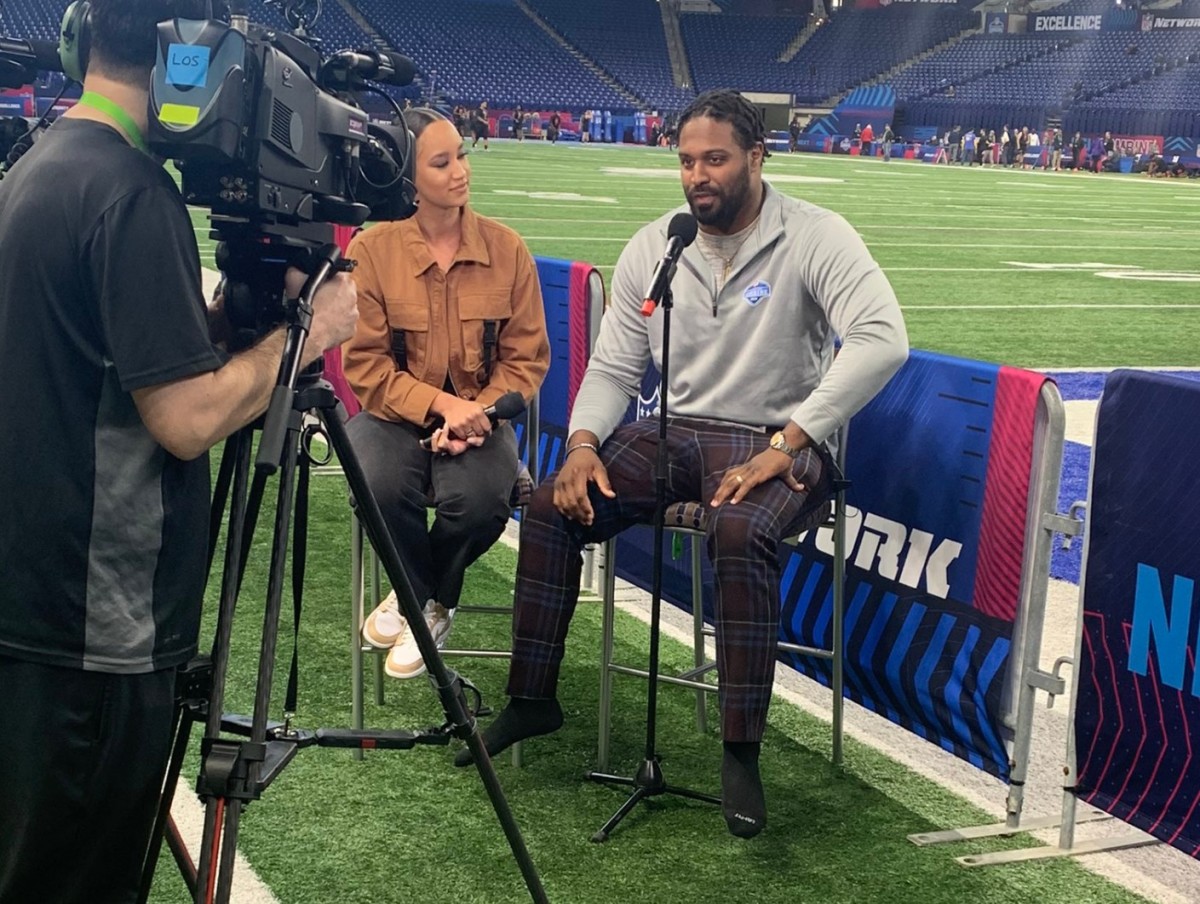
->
[362,590,406,649]
[385,600,456,680]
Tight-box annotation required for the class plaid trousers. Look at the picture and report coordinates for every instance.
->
[508,417,834,742]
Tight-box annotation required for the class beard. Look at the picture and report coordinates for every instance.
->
[685,162,754,233]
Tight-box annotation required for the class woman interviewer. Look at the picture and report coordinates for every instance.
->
[343,108,550,679]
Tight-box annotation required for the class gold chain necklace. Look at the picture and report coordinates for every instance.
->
[703,224,756,282]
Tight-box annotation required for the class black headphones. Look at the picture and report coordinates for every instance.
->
[58,0,93,83]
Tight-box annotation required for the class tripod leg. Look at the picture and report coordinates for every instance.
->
[320,400,549,904]
[215,804,242,904]
[194,431,254,903]
[163,815,197,890]
[202,408,306,903]
[138,701,197,903]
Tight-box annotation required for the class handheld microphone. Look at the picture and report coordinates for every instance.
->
[641,212,698,317]
[322,49,416,87]
[419,391,526,450]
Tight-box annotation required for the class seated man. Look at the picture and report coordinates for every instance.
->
[456,90,909,838]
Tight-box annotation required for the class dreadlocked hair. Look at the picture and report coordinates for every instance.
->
[675,90,771,160]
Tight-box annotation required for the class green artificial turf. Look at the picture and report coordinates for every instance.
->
[148,466,1152,904]
[155,139,1200,902]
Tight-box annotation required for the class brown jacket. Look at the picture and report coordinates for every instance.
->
[342,208,550,426]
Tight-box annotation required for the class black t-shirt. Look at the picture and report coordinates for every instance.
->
[0,118,225,673]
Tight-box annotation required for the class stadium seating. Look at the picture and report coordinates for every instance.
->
[1063,59,1200,137]
[0,0,62,42]
[894,26,1200,138]
[526,0,694,111]
[353,0,631,111]
[682,5,975,103]
[680,13,803,93]
[0,0,1195,138]
[890,34,1067,102]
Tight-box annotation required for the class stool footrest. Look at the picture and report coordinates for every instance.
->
[441,648,512,659]
[608,663,718,695]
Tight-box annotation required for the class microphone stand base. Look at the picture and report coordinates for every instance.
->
[584,757,721,843]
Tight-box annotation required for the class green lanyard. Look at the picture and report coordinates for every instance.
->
[77,91,149,154]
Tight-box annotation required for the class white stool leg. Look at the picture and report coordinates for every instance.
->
[351,514,365,761]
[369,545,385,705]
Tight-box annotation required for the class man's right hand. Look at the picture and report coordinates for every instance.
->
[553,445,615,526]
[291,269,359,366]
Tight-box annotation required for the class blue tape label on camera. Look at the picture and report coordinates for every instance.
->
[166,44,210,88]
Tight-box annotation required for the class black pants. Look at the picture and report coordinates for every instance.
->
[0,655,177,904]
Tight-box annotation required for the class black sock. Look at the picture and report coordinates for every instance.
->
[721,741,766,838]
[453,697,563,767]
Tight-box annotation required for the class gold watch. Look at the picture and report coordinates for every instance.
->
[769,431,801,459]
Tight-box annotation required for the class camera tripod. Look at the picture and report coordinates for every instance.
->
[136,243,547,904]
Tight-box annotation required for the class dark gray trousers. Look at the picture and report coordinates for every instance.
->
[345,413,518,608]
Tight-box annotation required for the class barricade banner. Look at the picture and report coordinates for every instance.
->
[1164,136,1200,155]
[0,88,33,116]
[614,350,1050,778]
[780,351,1048,777]
[533,257,602,481]
[1074,370,1200,858]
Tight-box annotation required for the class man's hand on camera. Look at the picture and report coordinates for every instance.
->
[300,269,358,366]
[206,290,235,348]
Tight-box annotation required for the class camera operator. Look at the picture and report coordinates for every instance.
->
[0,3,358,901]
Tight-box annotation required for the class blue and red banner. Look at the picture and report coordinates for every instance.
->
[532,257,602,480]
[781,352,1047,777]
[1074,370,1200,859]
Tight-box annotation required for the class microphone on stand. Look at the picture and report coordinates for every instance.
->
[419,391,526,450]
[641,212,698,317]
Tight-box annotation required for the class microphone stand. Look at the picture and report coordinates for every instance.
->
[584,280,721,842]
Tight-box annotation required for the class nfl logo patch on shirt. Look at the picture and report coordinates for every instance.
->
[744,281,771,306]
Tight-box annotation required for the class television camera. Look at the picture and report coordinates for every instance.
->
[0,0,419,332]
